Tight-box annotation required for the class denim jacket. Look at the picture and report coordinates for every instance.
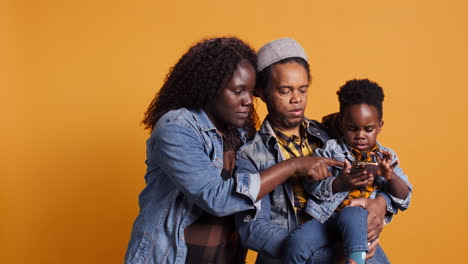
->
[305,139,413,224]
[125,108,261,264]
[235,119,394,264]
[235,118,330,263]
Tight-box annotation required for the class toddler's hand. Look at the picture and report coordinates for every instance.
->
[334,160,374,192]
[376,150,398,181]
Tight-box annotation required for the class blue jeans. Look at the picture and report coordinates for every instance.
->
[283,206,369,264]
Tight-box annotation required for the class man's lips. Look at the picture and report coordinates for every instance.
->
[289,109,303,117]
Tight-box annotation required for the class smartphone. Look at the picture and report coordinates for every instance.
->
[349,161,379,175]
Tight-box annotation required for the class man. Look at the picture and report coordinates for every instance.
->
[235,38,396,263]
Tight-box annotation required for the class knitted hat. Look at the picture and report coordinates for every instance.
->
[257,38,308,72]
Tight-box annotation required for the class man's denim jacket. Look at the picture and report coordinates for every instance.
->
[235,118,396,264]
[305,139,413,224]
[124,109,261,264]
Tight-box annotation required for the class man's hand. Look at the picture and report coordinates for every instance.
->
[295,156,343,183]
[366,239,380,259]
[366,196,387,242]
[347,197,368,209]
[333,160,374,192]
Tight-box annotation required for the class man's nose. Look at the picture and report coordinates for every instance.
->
[290,90,303,104]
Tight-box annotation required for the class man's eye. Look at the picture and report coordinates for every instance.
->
[279,89,290,95]
[300,88,308,94]
[233,90,242,95]
[365,127,374,132]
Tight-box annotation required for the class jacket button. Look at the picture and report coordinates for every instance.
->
[245,215,252,221]
[316,132,321,136]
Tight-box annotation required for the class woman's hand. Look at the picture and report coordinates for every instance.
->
[258,157,342,200]
[294,156,343,183]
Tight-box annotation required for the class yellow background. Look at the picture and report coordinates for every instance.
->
[3,0,468,263]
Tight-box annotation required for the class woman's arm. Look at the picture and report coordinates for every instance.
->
[257,156,343,200]
[154,123,259,217]
[235,194,289,258]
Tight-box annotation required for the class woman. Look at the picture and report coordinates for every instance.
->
[125,37,261,264]
[125,37,338,264]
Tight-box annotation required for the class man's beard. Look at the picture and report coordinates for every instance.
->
[278,116,302,129]
[267,109,303,130]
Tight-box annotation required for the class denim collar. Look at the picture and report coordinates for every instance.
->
[191,109,217,132]
[191,109,248,143]
[336,138,383,162]
[258,116,329,152]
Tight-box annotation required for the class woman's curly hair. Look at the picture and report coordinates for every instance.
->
[143,37,258,138]
[337,78,385,120]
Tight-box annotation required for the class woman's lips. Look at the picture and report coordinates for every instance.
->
[236,112,249,118]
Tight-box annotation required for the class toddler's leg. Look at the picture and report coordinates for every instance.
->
[334,206,368,264]
[281,219,328,264]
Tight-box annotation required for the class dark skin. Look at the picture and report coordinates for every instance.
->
[258,156,343,199]
[334,104,410,245]
[204,60,341,202]
[259,63,390,259]
[257,62,343,198]
[205,59,255,134]
[333,104,409,199]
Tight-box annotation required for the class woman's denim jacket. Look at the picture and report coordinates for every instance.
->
[305,139,413,224]
[235,119,395,264]
[124,109,261,264]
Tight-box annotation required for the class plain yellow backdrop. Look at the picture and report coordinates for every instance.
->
[3,0,468,263]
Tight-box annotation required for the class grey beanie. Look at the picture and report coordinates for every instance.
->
[257,38,308,72]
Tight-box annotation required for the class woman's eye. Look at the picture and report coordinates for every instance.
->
[233,90,242,95]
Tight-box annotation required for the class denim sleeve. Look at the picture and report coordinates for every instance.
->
[235,194,289,259]
[374,149,413,224]
[153,123,260,217]
[373,192,396,224]
[303,145,337,201]
[381,150,413,213]
[234,149,289,259]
